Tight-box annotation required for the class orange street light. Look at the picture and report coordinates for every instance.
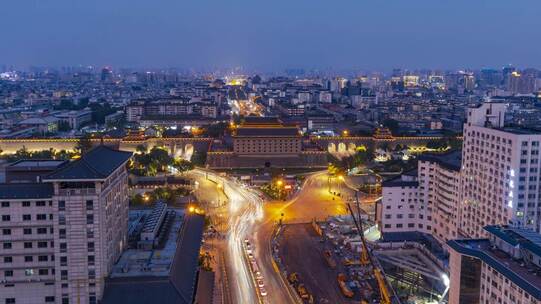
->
[276,180,283,187]
[342,130,349,137]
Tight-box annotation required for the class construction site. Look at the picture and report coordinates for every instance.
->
[274,194,449,304]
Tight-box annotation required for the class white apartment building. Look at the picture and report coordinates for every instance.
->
[381,102,541,246]
[461,103,541,237]
[0,146,132,304]
[380,151,462,245]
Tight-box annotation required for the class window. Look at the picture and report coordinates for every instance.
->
[2,215,10,222]
[37,241,47,248]
[3,242,12,249]
[45,297,55,303]
[87,242,94,252]
[37,214,46,221]
[36,201,46,207]
[86,214,94,225]
[60,243,67,253]
[5,298,16,304]
[60,256,68,266]
[58,201,65,211]
[22,201,30,207]
[4,270,13,277]
[24,242,32,249]
[62,298,69,304]
[22,214,31,221]
[3,229,11,235]
[38,256,48,262]
[59,215,66,225]
[1,202,9,207]
[24,228,32,235]
[37,228,47,235]
[86,200,93,211]
[39,269,49,276]
[4,256,12,263]
[25,256,33,262]
[59,229,66,239]
[60,270,68,280]
[88,255,95,266]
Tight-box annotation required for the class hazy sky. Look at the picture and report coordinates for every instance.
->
[1,0,540,71]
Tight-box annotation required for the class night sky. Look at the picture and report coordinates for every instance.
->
[1,0,540,70]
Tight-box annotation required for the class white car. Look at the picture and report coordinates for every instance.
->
[259,287,268,296]
[257,279,265,288]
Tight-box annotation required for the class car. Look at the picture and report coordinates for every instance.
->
[257,280,265,288]
[259,287,268,296]
[255,271,263,280]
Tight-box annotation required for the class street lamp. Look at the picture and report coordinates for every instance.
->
[342,130,349,137]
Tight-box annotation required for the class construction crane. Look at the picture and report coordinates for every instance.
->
[346,190,393,304]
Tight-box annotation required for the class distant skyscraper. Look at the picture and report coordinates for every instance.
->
[100,67,113,83]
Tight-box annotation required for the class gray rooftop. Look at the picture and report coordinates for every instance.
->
[44,146,132,180]
[0,183,54,199]
[8,159,67,169]
[102,214,205,304]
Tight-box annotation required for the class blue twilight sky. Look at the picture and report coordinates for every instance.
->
[0,0,540,71]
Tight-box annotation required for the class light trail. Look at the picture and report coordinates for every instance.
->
[193,169,265,303]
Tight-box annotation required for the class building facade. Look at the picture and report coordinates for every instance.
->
[381,151,462,244]
[461,103,541,237]
[0,146,132,304]
[448,225,541,304]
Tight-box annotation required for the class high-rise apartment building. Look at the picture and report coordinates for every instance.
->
[461,103,541,237]
[381,102,541,245]
[380,151,462,244]
[0,146,132,304]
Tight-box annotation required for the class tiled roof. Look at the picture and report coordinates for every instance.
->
[0,183,53,199]
[44,146,132,180]
[236,127,299,137]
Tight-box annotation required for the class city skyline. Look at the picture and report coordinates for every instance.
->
[2,0,541,70]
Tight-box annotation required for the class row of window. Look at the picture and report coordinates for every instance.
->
[3,241,52,249]
[1,201,51,208]
[3,255,52,263]
[0,214,50,222]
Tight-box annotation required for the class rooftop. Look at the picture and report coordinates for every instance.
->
[44,145,132,180]
[418,150,462,172]
[0,183,54,199]
[448,237,541,300]
[8,159,68,169]
[235,126,300,137]
[103,212,205,304]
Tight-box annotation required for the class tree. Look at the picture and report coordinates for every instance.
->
[76,135,93,154]
[205,122,228,138]
[148,146,172,171]
[135,144,147,154]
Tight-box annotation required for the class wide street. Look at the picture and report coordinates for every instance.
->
[191,169,367,304]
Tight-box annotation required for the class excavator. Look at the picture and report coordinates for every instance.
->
[347,190,393,304]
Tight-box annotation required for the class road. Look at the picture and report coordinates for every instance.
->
[192,169,370,304]
[191,169,267,304]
